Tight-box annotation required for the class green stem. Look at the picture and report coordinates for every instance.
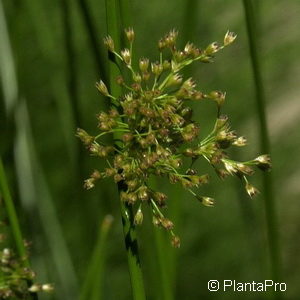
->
[80,215,114,300]
[119,198,146,300]
[105,1,146,299]
[0,158,38,300]
[77,0,108,82]
[0,158,28,267]
[243,0,281,284]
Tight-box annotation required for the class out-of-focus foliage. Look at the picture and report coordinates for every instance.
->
[0,0,299,299]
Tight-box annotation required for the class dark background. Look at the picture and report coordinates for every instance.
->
[0,0,299,299]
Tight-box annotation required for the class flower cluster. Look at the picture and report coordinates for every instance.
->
[77,29,271,247]
[0,204,53,298]
[0,246,53,298]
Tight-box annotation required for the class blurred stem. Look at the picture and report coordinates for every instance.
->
[105,1,146,299]
[154,230,173,300]
[61,0,80,128]
[0,158,28,267]
[182,0,199,43]
[77,0,108,81]
[23,0,78,171]
[151,176,174,300]
[0,158,38,300]
[61,0,85,186]
[80,215,114,300]
[243,0,281,283]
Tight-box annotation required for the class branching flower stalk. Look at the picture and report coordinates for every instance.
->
[77,29,271,247]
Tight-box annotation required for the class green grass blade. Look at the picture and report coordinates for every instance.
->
[61,0,81,129]
[0,158,29,267]
[153,229,174,300]
[14,100,78,299]
[150,176,174,300]
[0,0,17,115]
[0,0,28,268]
[105,0,121,96]
[79,215,114,300]
[22,0,78,171]
[77,0,108,82]
[243,0,281,283]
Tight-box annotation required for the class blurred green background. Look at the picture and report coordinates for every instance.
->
[1,0,299,299]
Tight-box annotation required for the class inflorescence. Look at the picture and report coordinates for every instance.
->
[77,28,271,247]
[0,242,53,298]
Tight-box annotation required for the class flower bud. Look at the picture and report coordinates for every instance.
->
[103,35,114,52]
[224,31,237,46]
[236,163,254,176]
[42,284,54,292]
[233,136,247,147]
[151,62,163,76]
[183,148,196,157]
[171,235,181,248]
[114,174,123,182]
[121,48,131,65]
[184,42,194,55]
[84,178,95,190]
[154,192,167,207]
[133,73,142,83]
[127,192,137,204]
[191,91,204,101]
[208,90,226,106]
[96,80,109,96]
[215,115,228,130]
[134,208,143,225]
[165,29,178,47]
[153,215,161,226]
[163,60,171,70]
[28,284,41,293]
[105,168,117,177]
[126,179,138,191]
[91,170,101,180]
[124,27,135,42]
[161,218,174,230]
[254,154,271,171]
[205,42,220,55]
[138,187,149,201]
[76,128,94,146]
[158,38,166,51]
[245,182,259,198]
[223,160,237,175]
[165,73,182,88]
[197,196,215,207]
[139,58,149,72]
[120,191,128,202]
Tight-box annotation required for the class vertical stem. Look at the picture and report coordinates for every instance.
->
[151,176,174,300]
[154,229,173,300]
[80,215,114,300]
[0,158,38,300]
[77,0,108,82]
[61,0,81,129]
[0,158,28,267]
[119,193,146,300]
[105,1,146,299]
[61,0,85,186]
[243,0,281,284]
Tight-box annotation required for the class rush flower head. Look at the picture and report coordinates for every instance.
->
[78,29,271,247]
